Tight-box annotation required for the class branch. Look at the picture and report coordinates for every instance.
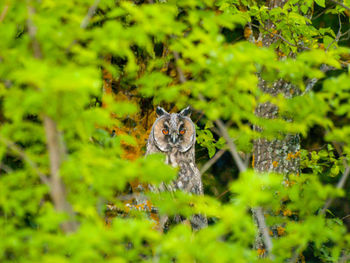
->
[200,149,226,175]
[339,252,350,263]
[80,0,101,29]
[44,116,77,232]
[253,207,274,259]
[328,0,350,11]
[0,137,50,186]
[326,14,342,51]
[0,163,13,174]
[26,1,42,59]
[312,5,333,20]
[251,24,310,51]
[27,1,77,233]
[340,29,350,41]
[214,120,247,173]
[173,51,187,83]
[320,164,350,215]
[303,64,332,95]
[173,49,274,257]
[214,120,274,258]
[0,3,9,23]
[66,0,101,52]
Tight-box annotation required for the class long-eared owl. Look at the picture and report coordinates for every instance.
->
[146,106,207,230]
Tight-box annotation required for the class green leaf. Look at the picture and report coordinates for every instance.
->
[315,0,326,7]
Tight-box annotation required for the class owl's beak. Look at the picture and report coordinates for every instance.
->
[170,133,178,144]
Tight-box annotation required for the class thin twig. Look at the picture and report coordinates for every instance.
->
[0,3,9,22]
[328,0,350,11]
[27,0,77,233]
[66,0,101,53]
[200,149,226,175]
[320,164,350,214]
[173,51,187,83]
[326,14,342,51]
[251,24,310,50]
[340,29,350,42]
[0,137,50,185]
[214,120,246,173]
[339,253,350,263]
[302,64,331,95]
[216,188,230,199]
[244,153,252,168]
[44,116,78,232]
[0,163,13,173]
[214,119,274,258]
[341,214,350,220]
[26,1,42,59]
[289,248,303,263]
[312,5,334,20]
[80,0,101,29]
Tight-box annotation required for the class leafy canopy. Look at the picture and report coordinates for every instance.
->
[0,0,350,262]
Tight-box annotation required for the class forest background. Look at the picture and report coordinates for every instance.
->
[1,0,350,262]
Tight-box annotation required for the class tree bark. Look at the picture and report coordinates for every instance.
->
[27,2,77,233]
[44,117,77,233]
[252,0,301,253]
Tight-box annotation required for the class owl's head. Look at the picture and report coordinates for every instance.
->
[152,106,196,152]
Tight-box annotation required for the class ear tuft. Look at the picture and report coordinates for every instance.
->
[156,106,168,117]
[180,106,191,117]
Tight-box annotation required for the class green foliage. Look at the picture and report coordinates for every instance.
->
[1,0,350,262]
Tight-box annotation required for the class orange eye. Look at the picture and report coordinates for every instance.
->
[162,129,169,135]
[179,129,186,135]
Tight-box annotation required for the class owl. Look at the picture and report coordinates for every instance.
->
[146,106,207,230]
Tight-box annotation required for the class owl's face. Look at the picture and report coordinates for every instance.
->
[152,106,195,153]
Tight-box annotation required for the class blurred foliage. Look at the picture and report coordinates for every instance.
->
[0,0,350,262]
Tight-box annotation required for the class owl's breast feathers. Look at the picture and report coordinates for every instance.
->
[164,148,203,195]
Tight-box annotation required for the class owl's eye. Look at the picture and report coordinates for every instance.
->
[162,129,169,135]
[179,129,186,135]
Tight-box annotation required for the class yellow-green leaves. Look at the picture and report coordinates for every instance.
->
[1,0,350,262]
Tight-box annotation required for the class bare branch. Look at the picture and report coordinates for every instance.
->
[341,214,350,220]
[0,162,13,174]
[320,143,350,214]
[26,1,42,59]
[213,120,274,258]
[80,0,101,29]
[44,116,77,232]
[214,120,247,173]
[0,137,50,186]
[200,149,226,175]
[340,29,350,41]
[173,51,187,83]
[244,153,252,167]
[328,0,350,11]
[66,0,101,52]
[339,253,350,263]
[253,207,274,259]
[326,14,342,51]
[289,249,302,263]
[26,0,77,233]
[303,64,332,95]
[0,3,9,23]
[320,164,350,214]
[312,5,333,20]
[251,24,310,50]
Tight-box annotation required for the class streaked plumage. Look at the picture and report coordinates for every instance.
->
[146,106,207,230]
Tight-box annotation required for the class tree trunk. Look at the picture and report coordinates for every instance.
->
[252,0,301,253]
